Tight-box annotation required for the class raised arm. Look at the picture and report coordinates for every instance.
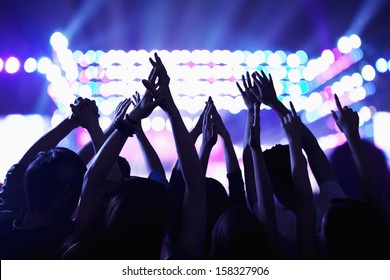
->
[282,102,318,258]
[143,53,206,259]
[76,89,161,236]
[252,71,337,186]
[132,91,166,180]
[211,102,246,206]
[199,99,218,175]
[18,100,85,166]
[331,94,388,221]
[77,98,132,164]
[236,72,257,208]
[249,102,279,257]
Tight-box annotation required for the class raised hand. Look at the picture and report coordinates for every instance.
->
[70,97,100,130]
[127,91,161,124]
[331,94,359,137]
[209,99,229,139]
[236,71,258,110]
[281,102,302,142]
[202,99,217,147]
[142,53,175,114]
[251,70,278,107]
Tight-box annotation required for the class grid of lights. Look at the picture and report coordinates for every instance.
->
[0,32,385,136]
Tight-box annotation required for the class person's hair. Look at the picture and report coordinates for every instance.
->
[323,198,390,259]
[263,144,296,211]
[24,147,86,215]
[210,205,272,259]
[117,156,131,178]
[104,176,168,259]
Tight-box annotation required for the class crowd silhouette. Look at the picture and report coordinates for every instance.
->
[1,53,389,260]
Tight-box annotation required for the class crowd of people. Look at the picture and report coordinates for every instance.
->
[0,53,389,260]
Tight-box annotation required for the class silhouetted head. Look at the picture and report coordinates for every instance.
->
[210,205,272,259]
[263,144,296,211]
[322,198,390,259]
[330,140,389,201]
[117,156,131,178]
[104,176,168,259]
[24,147,86,218]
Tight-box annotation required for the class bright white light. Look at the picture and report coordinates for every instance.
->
[99,99,116,115]
[359,106,371,123]
[296,50,308,64]
[349,34,361,49]
[321,49,335,65]
[99,116,112,131]
[0,58,3,72]
[340,75,354,92]
[151,116,166,132]
[50,32,69,52]
[46,65,62,82]
[142,118,151,132]
[375,58,388,73]
[331,81,343,94]
[351,73,363,87]
[5,57,20,74]
[361,65,376,81]
[287,53,300,68]
[268,53,282,68]
[337,36,352,54]
[24,58,37,73]
[37,57,52,74]
[305,92,323,112]
[287,69,301,83]
[246,53,261,68]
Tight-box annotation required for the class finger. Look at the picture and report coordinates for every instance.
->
[149,57,157,67]
[142,79,158,96]
[148,66,157,84]
[289,101,297,117]
[246,71,252,88]
[334,94,343,112]
[241,75,248,90]
[236,82,244,94]
[331,110,338,121]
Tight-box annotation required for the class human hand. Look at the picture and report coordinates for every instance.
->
[209,99,230,139]
[249,103,261,150]
[142,53,176,114]
[251,70,278,107]
[202,100,217,147]
[281,102,302,143]
[331,94,359,138]
[236,71,258,111]
[70,97,100,130]
[126,91,162,124]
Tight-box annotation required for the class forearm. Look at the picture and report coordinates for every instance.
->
[250,148,279,256]
[243,110,257,207]
[19,118,77,166]
[136,127,165,177]
[221,133,240,174]
[199,143,213,176]
[300,124,337,185]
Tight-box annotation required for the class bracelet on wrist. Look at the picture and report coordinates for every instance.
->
[114,118,137,137]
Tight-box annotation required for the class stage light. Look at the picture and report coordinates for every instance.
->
[287,53,300,68]
[37,57,52,74]
[351,73,363,87]
[321,49,335,65]
[267,53,282,68]
[349,34,361,49]
[0,58,4,72]
[246,53,261,68]
[337,36,352,54]
[296,50,308,64]
[375,58,388,73]
[151,116,165,132]
[99,116,112,131]
[50,32,68,52]
[24,58,37,73]
[5,57,20,74]
[340,75,354,92]
[287,68,301,83]
[361,65,376,81]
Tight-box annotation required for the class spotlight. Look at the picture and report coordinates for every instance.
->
[337,36,352,54]
[5,57,20,74]
[50,32,69,52]
[349,34,361,49]
[375,58,388,73]
[0,58,3,72]
[24,58,38,73]
[361,65,376,81]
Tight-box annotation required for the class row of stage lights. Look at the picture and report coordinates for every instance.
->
[0,32,385,133]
